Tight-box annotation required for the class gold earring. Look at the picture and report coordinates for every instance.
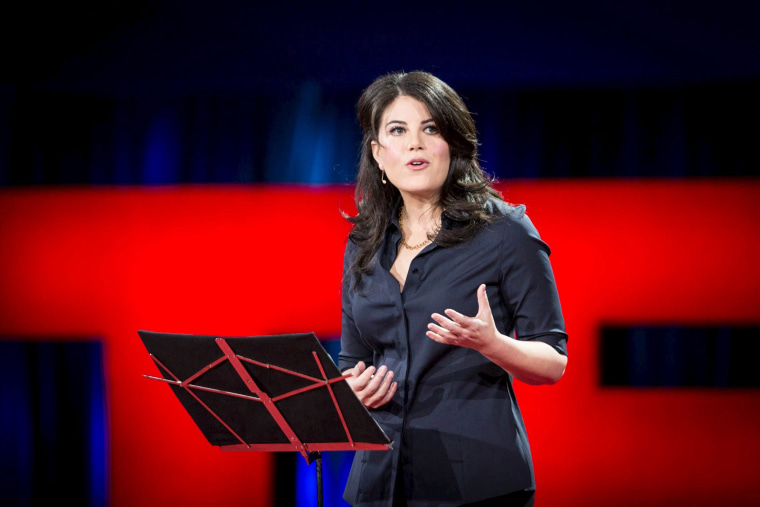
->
[380,166,387,184]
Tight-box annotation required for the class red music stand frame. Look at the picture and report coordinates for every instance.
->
[138,330,391,507]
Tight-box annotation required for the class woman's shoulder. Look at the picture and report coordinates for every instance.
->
[483,198,543,243]
[484,197,528,222]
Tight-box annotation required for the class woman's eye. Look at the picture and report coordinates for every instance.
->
[424,125,439,134]
[390,126,405,135]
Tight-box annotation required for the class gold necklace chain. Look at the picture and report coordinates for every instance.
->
[398,206,440,250]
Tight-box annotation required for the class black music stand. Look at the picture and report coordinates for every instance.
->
[138,330,391,507]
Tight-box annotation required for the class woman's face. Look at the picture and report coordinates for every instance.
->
[371,96,450,202]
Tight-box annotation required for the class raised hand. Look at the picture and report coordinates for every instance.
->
[344,361,398,409]
[426,284,501,354]
[427,283,567,384]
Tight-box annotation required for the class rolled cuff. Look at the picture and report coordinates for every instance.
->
[520,331,568,356]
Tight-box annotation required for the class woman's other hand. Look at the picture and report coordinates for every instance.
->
[427,283,567,384]
[343,361,398,409]
[427,283,499,353]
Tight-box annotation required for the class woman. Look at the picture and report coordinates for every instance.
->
[339,71,567,507]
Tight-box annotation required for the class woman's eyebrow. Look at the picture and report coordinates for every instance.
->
[385,118,435,126]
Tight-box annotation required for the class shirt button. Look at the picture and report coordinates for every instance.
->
[411,268,419,274]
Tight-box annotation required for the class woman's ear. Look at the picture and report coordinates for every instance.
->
[371,140,382,169]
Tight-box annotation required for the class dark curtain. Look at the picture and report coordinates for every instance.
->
[0,340,108,507]
[1,81,757,186]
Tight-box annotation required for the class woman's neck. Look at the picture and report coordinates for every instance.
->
[399,195,442,231]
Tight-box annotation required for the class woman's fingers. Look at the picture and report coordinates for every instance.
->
[431,313,471,340]
[426,329,447,344]
[364,367,396,408]
[427,284,499,351]
[372,377,398,408]
[364,365,386,391]
[475,283,493,320]
[356,365,377,391]
[435,284,493,329]
[345,362,374,393]
[442,308,468,326]
[427,321,455,340]
[430,313,471,341]
[346,363,397,408]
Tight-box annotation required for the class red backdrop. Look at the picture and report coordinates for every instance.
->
[1,180,758,506]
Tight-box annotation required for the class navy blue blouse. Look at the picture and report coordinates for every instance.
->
[339,198,567,506]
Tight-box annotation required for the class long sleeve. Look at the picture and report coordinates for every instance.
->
[498,205,568,356]
[338,240,375,372]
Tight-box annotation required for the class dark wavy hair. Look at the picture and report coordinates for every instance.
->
[345,71,502,283]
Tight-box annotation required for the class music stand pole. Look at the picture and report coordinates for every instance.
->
[316,452,323,507]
